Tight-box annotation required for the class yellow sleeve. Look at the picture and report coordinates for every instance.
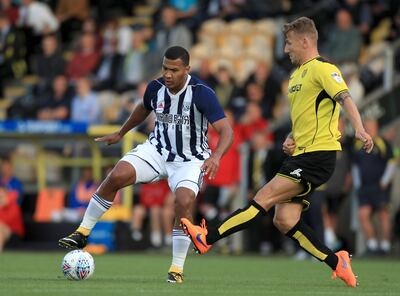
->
[316,63,349,99]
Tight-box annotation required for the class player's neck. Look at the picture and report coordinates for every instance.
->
[300,51,320,65]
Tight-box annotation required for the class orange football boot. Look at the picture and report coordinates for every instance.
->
[180,218,212,254]
[332,250,358,287]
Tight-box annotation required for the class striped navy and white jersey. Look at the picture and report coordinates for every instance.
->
[143,74,225,162]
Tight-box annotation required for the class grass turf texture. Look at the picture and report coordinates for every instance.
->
[0,251,398,296]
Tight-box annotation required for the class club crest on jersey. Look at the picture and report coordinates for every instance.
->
[183,102,191,112]
[331,72,343,83]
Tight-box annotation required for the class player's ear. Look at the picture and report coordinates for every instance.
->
[186,65,191,73]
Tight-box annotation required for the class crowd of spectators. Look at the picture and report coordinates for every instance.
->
[1,0,400,254]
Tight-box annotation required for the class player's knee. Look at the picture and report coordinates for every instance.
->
[174,194,194,211]
[106,170,132,190]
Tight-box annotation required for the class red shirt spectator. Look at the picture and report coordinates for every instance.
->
[65,33,100,80]
[0,187,24,237]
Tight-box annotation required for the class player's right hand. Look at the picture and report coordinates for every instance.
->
[94,132,122,145]
[355,129,374,153]
[282,136,296,155]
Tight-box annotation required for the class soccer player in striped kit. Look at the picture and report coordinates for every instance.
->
[59,46,233,283]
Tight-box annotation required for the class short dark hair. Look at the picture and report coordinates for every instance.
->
[283,17,318,42]
[164,46,190,66]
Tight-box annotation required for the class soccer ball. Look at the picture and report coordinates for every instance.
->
[62,250,95,280]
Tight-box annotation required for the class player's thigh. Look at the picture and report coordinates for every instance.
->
[254,175,304,210]
[120,141,166,184]
[167,161,204,196]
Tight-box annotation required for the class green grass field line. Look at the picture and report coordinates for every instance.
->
[0,251,399,296]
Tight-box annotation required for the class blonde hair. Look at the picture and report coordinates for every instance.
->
[283,17,318,42]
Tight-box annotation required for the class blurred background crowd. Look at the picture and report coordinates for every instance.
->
[1,0,400,257]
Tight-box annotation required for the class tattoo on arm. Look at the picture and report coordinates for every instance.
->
[334,91,351,105]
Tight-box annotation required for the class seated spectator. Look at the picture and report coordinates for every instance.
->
[155,6,192,55]
[323,9,363,64]
[70,77,101,124]
[65,167,98,220]
[18,0,59,35]
[93,38,122,91]
[214,65,237,108]
[0,184,24,251]
[0,0,19,26]
[36,75,73,121]
[0,12,26,97]
[117,26,152,92]
[65,33,100,80]
[55,0,90,45]
[0,156,23,204]
[32,33,66,95]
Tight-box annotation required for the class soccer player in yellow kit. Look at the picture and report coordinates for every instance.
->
[181,17,374,287]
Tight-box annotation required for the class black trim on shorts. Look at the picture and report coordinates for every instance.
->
[130,154,160,175]
[174,179,200,193]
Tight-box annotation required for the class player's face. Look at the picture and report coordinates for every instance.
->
[162,57,190,93]
[284,31,304,66]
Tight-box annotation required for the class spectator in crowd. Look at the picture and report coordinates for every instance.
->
[243,62,281,119]
[70,77,101,124]
[0,156,23,204]
[155,6,192,55]
[214,65,237,108]
[323,8,363,64]
[353,118,396,255]
[117,26,151,92]
[190,58,217,89]
[65,33,100,80]
[36,75,73,121]
[0,183,24,251]
[93,37,122,91]
[55,0,90,45]
[32,33,66,94]
[131,180,174,248]
[338,0,372,40]
[0,12,26,97]
[0,0,19,26]
[67,167,98,216]
[18,0,59,35]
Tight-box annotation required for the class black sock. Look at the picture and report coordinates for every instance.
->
[286,219,338,270]
[206,200,267,244]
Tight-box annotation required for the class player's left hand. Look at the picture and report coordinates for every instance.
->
[201,155,221,180]
[355,129,374,153]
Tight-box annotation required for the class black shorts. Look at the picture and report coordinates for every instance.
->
[358,184,390,211]
[277,151,336,209]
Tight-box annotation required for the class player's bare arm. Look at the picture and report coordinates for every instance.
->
[201,117,233,179]
[282,132,296,155]
[95,102,151,145]
[334,91,374,153]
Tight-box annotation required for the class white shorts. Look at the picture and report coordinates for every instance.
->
[120,141,205,195]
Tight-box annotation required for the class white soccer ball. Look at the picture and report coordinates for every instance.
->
[62,250,95,280]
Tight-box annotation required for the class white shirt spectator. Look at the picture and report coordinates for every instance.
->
[18,1,59,34]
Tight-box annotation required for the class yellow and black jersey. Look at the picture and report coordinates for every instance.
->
[288,56,348,156]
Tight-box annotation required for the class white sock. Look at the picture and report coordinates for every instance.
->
[170,229,191,272]
[380,240,391,252]
[367,238,378,251]
[80,193,112,231]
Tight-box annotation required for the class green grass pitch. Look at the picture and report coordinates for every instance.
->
[0,251,399,296]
